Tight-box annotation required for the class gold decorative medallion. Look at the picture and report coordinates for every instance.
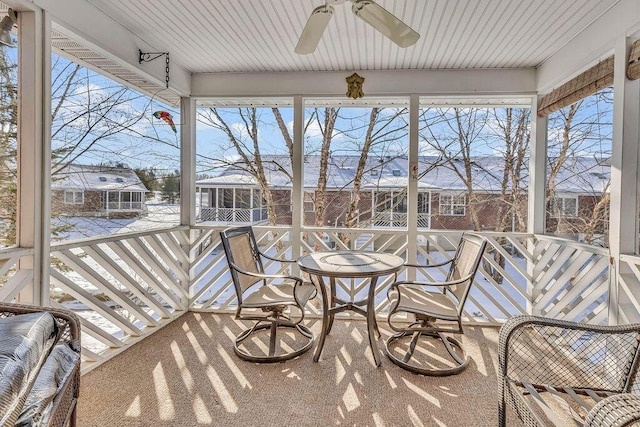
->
[346,73,365,99]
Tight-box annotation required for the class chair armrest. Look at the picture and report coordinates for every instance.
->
[389,274,474,291]
[404,259,452,269]
[499,315,640,392]
[229,261,303,284]
[585,393,640,427]
[259,250,296,264]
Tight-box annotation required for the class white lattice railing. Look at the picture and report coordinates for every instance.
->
[618,254,640,324]
[0,247,36,301]
[199,207,267,223]
[530,235,610,324]
[49,226,191,372]
[190,226,611,325]
[0,224,615,371]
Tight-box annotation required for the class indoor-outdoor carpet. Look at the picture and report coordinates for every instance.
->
[77,312,522,426]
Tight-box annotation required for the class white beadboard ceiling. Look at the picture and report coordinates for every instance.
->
[86,0,619,73]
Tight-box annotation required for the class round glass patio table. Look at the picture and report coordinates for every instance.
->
[297,250,404,366]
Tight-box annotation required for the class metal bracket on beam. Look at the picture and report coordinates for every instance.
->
[138,49,170,88]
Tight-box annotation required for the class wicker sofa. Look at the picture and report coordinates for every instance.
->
[0,302,81,427]
[499,315,640,427]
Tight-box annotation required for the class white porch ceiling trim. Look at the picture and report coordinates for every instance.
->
[51,28,181,107]
[32,0,191,98]
[192,68,536,98]
[195,96,533,108]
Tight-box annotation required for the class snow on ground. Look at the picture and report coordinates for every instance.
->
[51,203,182,353]
[52,203,181,241]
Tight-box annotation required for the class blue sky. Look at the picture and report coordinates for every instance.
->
[42,51,612,175]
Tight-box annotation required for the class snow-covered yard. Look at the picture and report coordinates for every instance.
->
[52,203,181,241]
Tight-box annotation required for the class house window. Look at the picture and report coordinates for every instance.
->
[418,192,430,214]
[375,192,392,212]
[439,194,466,216]
[549,195,578,218]
[304,192,315,212]
[253,189,262,207]
[235,189,251,209]
[220,189,234,208]
[64,190,84,205]
[210,189,217,207]
[393,193,407,213]
[108,192,119,203]
[374,191,407,213]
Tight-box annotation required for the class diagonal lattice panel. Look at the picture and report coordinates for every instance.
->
[532,236,609,323]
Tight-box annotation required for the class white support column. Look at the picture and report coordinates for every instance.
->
[406,95,419,279]
[180,97,196,227]
[180,97,196,310]
[17,9,50,305]
[528,97,547,236]
[609,35,640,325]
[528,96,547,315]
[291,96,304,263]
[41,11,52,306]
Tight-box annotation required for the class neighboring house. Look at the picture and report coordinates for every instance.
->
[195,155,610,237]
[52,164,149,218]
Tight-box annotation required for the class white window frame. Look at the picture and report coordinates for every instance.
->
[373,191,407,214]
[439,193,466,216]
[550,194,579,218]
[64,190,84,205]
[304,191,315,213]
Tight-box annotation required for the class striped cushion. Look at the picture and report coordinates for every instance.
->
[0,312,57,426]
[16,342,80,427]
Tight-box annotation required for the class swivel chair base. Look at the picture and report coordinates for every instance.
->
[385,329,470,376]
[235,321,314,363]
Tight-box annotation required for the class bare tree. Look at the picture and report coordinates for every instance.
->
[198,107,288,226]
[49,54,181,238]
[545,88,612,246]
[0,44,17,246]
[311,107,338,227]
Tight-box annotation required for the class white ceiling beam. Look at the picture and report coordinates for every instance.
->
[536,0,640,95]
[31,0,191,96]
[192,69,536,98]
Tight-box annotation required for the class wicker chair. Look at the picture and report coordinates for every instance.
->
[385,233,487,376]
[220,226,316,363]
[499,316,640,427]
[0,302,81,427]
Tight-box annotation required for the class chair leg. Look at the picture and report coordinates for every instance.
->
[401,330,422,364]
[269,320,278,358]
[498,397,507,427]
[373,315,382,339]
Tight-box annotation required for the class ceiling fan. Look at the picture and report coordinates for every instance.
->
[295,0,420,55]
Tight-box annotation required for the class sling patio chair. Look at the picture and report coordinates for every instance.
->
[220,226,316,363]
[385,233,487,375]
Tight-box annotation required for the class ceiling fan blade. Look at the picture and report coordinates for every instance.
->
[295,4,334,55]
[351,0,419,48]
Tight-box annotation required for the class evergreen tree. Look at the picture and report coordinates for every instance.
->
[161,173,180,204]
[134,167,158,194]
